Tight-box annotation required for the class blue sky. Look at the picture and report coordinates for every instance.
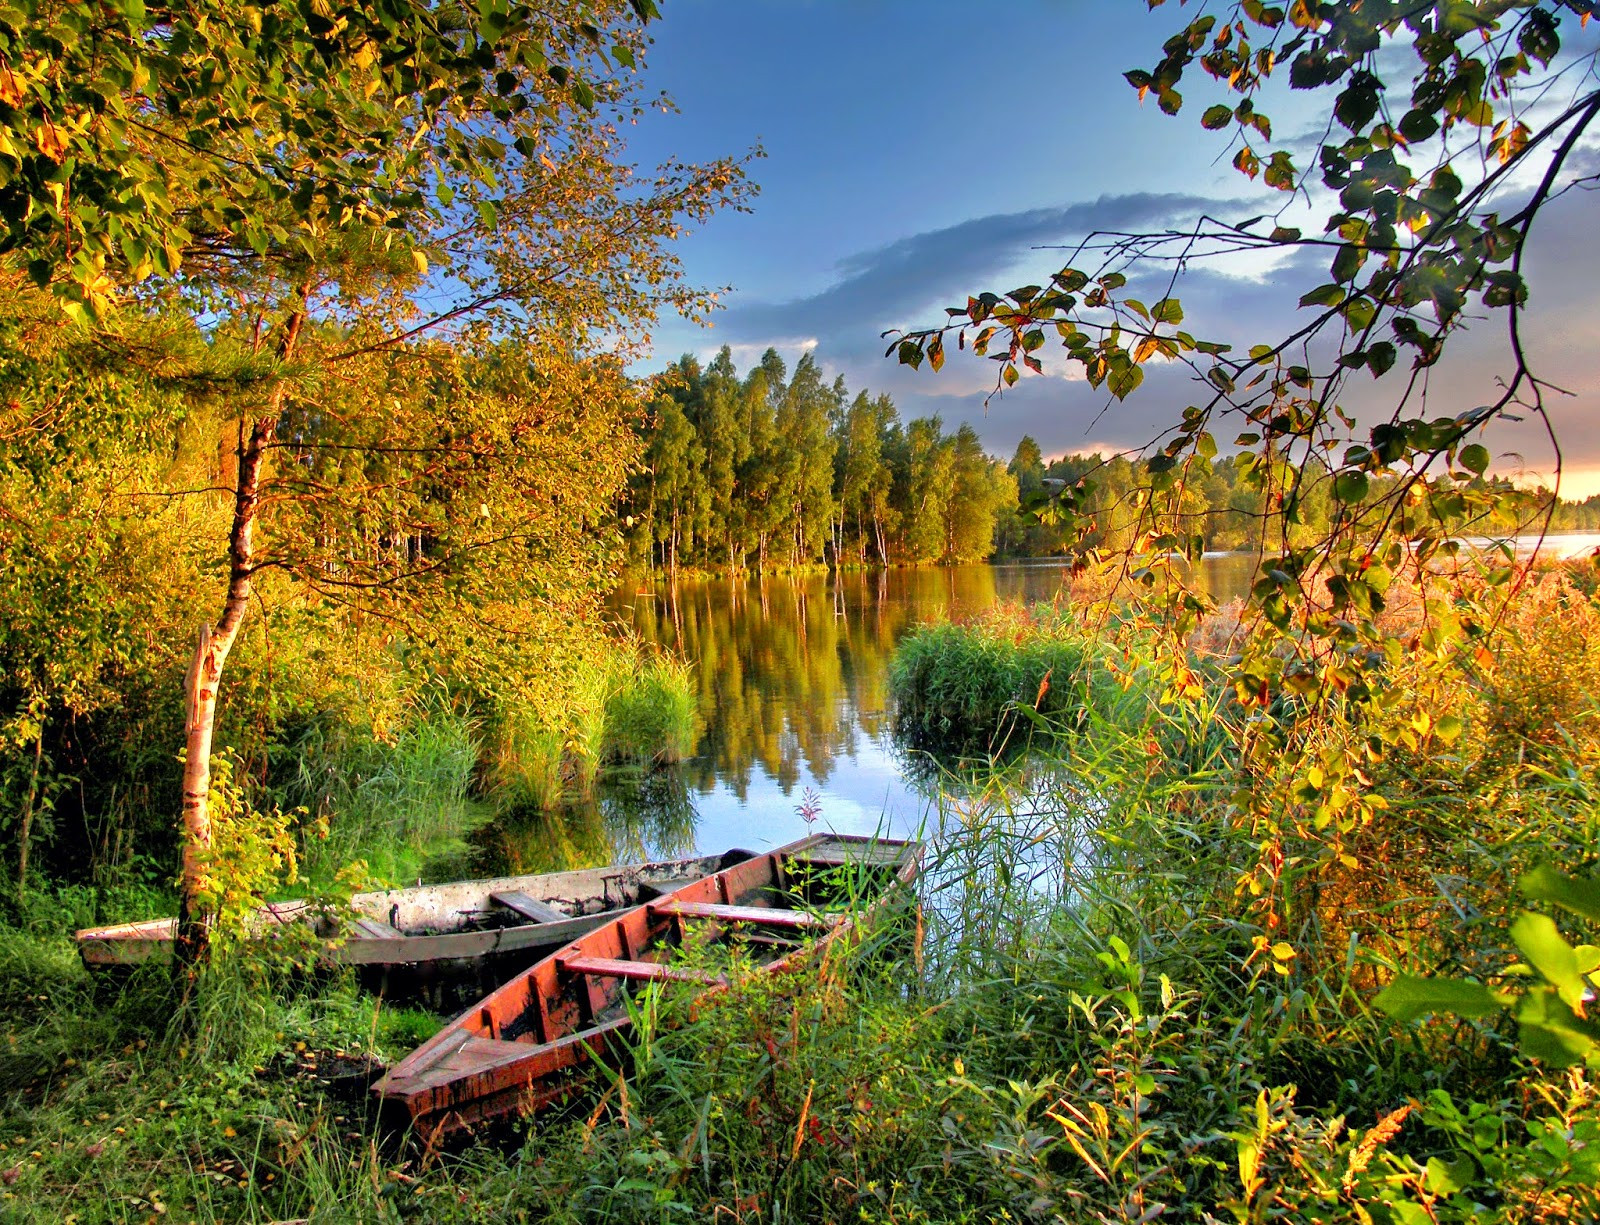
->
[624,1,1600,497]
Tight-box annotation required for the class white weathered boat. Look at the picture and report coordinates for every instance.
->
[74,851,755,975]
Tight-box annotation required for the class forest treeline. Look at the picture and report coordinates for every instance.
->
[623,347,1600,572]
[621,348,1016,571]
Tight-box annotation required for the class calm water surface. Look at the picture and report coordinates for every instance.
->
[603,558,1257,858]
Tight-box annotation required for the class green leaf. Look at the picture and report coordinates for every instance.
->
[1201,104,1233,130]
[1333,471,1369,503]
[1331,242,1365,284]
[1152,297,1183,325]
[1299,283,1344,308]
[477,0,508,42]
[1520,865,1600,923]
[1516,988,1599,1067]
[1399,108,1440,143]
[1511,912,1588,1011]
[1459,444,1490,476]
[1366,342,1396,377]
[1425,1155,1475,1196]
[1108,361,1144,400]
[1375,974,1506,1023]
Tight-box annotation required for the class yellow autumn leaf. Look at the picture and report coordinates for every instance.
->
[35,120,67,163]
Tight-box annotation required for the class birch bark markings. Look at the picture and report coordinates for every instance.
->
[174,301,306,976]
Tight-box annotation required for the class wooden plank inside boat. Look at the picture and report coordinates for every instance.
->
[349,917,405,940]
[650,900,835,930]
[557,955,724,985]
[489,891,568,924]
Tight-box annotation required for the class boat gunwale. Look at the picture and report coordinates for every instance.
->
[72,851,751,967]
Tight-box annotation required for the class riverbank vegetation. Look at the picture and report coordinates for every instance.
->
[6,560,1597,1221]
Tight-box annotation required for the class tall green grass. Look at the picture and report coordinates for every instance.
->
[602,653,699,766]
[889,608,1115,753]
[482,646,699,820]
[279,694,488,887]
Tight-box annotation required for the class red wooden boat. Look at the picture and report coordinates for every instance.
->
[371,832,921,1133]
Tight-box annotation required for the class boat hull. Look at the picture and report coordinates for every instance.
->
[372,833,922,1134]
[74,853,750,975]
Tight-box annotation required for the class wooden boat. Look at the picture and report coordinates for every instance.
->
[372,832,922,1134]
[74,851,754,973]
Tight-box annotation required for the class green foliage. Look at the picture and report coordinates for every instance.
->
[1379,864,1600,1069]
[192,751,306,950]
[0,0,693,321]
[277,697,487,886]
[623,348,1017,571]
[888,611,1100,752]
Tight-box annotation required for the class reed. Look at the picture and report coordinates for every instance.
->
[601,653,699,766]
[889,609,1110,754]
[284,694,488,887]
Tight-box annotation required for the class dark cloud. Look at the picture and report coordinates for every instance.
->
[714,191,1261,344]
[665,183,1600,494]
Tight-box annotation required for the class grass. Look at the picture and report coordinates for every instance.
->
[282,697,489,887]
[602,654,699,767]
[889,605,1111,755]
[483,646,699,821]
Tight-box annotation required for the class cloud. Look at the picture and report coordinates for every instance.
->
[658,183,1600,495]
[714,191,1259,348]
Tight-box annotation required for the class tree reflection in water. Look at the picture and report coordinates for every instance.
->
[478,560,1258,872]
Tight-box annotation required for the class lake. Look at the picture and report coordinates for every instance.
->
[597,559,1250,859]
[592,534,1600,861]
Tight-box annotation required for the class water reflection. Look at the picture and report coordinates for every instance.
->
[606,561,1226,855]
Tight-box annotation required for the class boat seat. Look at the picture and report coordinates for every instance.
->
[557,955,724,985]
[490,891,568,924]
[649,900,835,929]
[635,878,695,902]
[349,916,405,939]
